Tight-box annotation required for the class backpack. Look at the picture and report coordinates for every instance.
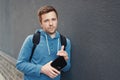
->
[29,31,67,62]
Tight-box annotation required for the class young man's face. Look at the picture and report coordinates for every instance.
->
[40,11,58,35]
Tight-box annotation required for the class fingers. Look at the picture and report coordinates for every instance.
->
[49,67,60,78]
[49,66,60,78]
[41,61,60,79]
[57,46,65,56]
[52,67,60,74]
[61,45,64,51]
[57,46,69,61]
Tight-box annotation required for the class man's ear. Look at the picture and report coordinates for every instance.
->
[38,16,42,26]
[38,18,43,28]
[40,21,43,25]
[38,21,43,29]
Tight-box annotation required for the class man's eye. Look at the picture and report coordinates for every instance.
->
[44,20,49,22]
[52,18,56,21]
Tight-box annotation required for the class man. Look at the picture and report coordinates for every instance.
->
[16,5,71,80]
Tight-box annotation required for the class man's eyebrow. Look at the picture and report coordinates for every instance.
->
[42,19,49,22]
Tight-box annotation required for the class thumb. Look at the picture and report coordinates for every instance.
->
[49,61,53,63]
[61,45,64,51]
[49,61,53,64]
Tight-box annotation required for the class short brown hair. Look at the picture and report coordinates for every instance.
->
[38,5,58,23]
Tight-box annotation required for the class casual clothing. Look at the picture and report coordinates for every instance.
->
[16,29,71,80]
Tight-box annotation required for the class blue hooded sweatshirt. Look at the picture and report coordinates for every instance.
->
[16,29,71,80]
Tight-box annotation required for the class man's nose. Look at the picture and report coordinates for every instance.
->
[49,21,53,26]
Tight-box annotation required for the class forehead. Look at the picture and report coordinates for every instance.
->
[41,11,57,20]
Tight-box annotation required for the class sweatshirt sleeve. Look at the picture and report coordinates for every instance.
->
[62,38,71,72]
[16,35,42,77]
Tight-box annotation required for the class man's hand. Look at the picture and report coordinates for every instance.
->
[41,61,60,78]
[57,46,69,61]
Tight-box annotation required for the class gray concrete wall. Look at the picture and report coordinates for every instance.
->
[0,0,12,55]
[0,0,120,80]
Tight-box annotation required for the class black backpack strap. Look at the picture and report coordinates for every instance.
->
[60,34,67,50]
[29,31,41,62]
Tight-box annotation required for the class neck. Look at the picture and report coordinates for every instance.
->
[49,33,56,38]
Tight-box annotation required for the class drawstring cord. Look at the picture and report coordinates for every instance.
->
[45,34,59,55]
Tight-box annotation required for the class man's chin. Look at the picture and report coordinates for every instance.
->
[49,32,55,35]
[48,31,56,35]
